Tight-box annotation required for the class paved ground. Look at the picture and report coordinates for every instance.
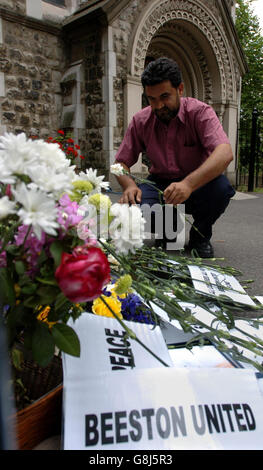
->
[204,191,263,297]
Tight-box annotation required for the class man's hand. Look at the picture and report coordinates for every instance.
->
[119,186,142,205]
[163,180,192,205]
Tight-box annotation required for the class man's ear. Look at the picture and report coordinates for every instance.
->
[178,82,184,97]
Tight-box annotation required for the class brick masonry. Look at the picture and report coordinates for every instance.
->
[0,1,65,139]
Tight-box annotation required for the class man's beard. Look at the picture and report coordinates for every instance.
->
[154,106,179,124]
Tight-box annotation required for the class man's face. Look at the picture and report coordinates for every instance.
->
[145,80,184,124]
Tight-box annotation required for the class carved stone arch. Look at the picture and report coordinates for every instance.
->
[148,21,215,103]
[147,37,204,101]
[127,0,236,103]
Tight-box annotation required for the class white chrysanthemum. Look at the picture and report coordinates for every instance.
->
[12,183,59,239]
[74,168,109,194]
[0,196,16,219]
[0,133,38,183]
[0,160,16,184]
[109,203,146,254]
[0,133,76,192]
[27,164,74,196]
[34,140,73,171]
[110,163,125,176]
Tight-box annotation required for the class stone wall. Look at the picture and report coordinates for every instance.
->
[84,27,105,171]
[0,2,65,139]
[111,0,148,152]
[62,15,107,172]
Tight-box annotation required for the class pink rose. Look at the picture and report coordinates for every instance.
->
[55,246,110,303]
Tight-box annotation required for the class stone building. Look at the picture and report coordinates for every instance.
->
[0,0,248,185]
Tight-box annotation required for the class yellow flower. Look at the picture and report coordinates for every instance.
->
[69,180,94,203]
[88,193,112,212]
[92,295,123,319]
[37,306,57,328]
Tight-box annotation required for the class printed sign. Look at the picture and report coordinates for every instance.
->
[63,314,173,379]
[188,265,256,306]
[150,299,217,330]
[255,296,263,306]
[63,367,263,450]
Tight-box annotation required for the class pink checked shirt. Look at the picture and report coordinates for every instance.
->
[115,97,230,179]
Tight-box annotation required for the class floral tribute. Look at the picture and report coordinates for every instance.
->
[0,132,145,369]
[0,131,263,381]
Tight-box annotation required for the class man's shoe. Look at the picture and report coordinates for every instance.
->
[188,239,214,258]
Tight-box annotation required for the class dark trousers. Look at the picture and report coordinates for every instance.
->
[139,174,235,242]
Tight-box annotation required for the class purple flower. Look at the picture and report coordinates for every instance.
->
[14,225,46,276]
[57,194,83,230]
[0,250,7,267]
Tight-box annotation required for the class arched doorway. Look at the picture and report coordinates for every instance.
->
[124,0,239,181]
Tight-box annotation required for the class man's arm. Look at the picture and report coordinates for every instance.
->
[163,143,233,205]
[115,162,142,204]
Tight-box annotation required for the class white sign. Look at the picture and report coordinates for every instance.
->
[63,314,173,379]
[256,296,263,306]
[63,367,263,450]
[188,265,256,306]
[168,344,235,369]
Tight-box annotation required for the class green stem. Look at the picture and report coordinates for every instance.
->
[99,295,170,367]
[21,224,32,250]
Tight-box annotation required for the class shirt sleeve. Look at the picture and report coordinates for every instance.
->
[115,116,145,168]
[195,105,230,154]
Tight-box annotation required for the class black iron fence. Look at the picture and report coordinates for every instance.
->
[237,108,262,191]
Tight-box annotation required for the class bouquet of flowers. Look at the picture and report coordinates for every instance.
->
[0,132,146,372]
[0,132,263,384]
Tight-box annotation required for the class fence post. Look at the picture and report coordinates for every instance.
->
[248,108,258,192]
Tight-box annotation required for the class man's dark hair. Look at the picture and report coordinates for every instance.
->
[141,57,182,89]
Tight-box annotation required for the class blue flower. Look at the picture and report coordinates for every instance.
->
[120,294,155,325]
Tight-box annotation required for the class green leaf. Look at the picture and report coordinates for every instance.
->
[51,323,80,357]
[5,245,20,256]
[32,322,55,367]
[20,284,38,295]
[11,347,24,370]
[35,276,58,286]
[23,296,39,308]
[37,286,60,305]
[0,267,16,307]
[54,291,70,312]
[49,241,64,268]
[15,261,25,276]
[36,248,48,267]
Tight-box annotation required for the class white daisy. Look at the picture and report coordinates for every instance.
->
[0,196,16,219]
[74,168,110,194]
[12,183,59,239]
[109,203,146,254]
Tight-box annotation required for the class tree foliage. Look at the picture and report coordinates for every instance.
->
[235,0,263,168]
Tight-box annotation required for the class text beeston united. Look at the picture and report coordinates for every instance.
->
[85,402,256,446]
